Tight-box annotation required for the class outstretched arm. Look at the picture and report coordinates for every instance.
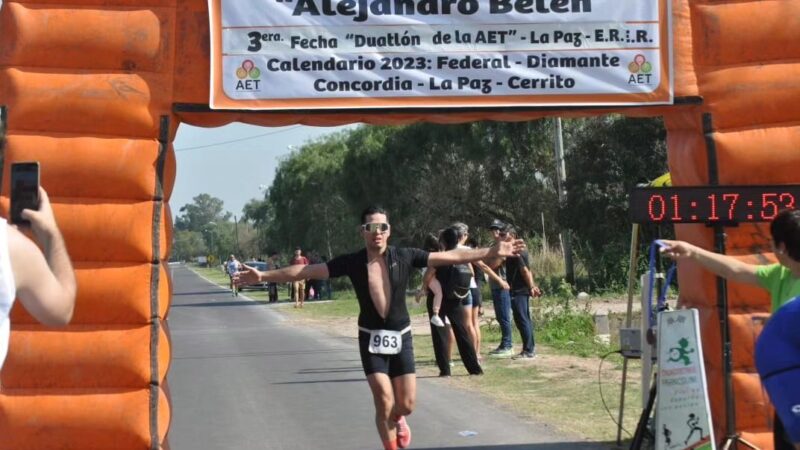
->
[428,238,525,267]
[659,239,759,285]
[235,262,330,286]
[10,188,77,326]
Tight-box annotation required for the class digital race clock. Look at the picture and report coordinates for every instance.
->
[629,185,800,224]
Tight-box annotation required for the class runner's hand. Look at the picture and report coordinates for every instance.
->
[492,237,526,258]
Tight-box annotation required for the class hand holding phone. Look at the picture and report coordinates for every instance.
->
[10,161,40,226]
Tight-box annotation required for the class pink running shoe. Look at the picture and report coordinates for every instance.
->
[396,416,411,449]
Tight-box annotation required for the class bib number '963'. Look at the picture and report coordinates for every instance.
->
[368,329,402,355]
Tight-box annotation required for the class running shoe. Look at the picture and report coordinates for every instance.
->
[396,415,411,449]
[430,315,445,327]
[488,347,513,357]
[512,351,536,360]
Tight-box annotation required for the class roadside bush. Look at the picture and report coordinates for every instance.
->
[534,292,612,357]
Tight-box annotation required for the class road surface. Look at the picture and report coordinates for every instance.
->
[167,265,611,450]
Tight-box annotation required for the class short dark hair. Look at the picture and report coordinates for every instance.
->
[361,205,388,224]
[439,227,460,251]
[422,233,440,252]
[771,209,800,261]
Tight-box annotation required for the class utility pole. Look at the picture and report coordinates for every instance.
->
[234,215,241,255]
[554,117,575,284]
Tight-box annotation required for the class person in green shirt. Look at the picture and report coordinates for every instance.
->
[659,208,800,312]
[660,208,800,449]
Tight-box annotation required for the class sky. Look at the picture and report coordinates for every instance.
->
[171,123,357,219]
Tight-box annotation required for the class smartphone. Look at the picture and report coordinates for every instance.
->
[10,161,40,226]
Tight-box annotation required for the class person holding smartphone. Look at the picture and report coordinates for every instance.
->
[0,185,77,372]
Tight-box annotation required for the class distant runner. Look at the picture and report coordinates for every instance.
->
[235,206,525,450]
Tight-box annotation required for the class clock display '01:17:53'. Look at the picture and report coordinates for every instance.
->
[629,185,800,224]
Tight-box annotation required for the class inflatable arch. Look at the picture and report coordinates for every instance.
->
[0,0,798,448]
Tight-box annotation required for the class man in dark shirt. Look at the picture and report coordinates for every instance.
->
[235,206,525,450]
[503,226,542,359]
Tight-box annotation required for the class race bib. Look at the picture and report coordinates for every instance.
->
[367,329,403,355]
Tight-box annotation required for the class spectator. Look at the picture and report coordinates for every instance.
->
[1,187,77,373]
[450,222,478,358]
[266,251,280,303]
[416,233,450,376]
[466,236,486,361]
[423,227,482,376]
[503,226,541,359]
[290,247,309,308]
[661,209,800,449]
[486,219,514,357]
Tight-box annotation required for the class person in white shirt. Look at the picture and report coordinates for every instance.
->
[0,187,77,372]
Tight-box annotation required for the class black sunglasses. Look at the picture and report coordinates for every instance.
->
[362,222,390,233]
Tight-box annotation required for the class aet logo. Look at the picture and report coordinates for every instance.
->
[627,54,653,85]
[235,60,261,91]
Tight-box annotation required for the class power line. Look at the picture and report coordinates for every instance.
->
[174,125,303,152]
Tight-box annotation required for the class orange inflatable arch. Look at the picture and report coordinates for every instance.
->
[1,0,798,448]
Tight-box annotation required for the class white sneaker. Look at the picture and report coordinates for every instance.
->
[430,315,445,327]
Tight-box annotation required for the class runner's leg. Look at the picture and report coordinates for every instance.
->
[366,373,398,448]
[390,374,416,448]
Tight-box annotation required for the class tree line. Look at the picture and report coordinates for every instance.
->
[173,116,668,289]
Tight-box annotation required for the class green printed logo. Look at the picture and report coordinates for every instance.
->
[668,337,695,366]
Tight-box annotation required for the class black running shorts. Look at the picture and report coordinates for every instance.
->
[358,330,415,378]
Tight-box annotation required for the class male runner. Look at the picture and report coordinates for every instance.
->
[235,206,525,450]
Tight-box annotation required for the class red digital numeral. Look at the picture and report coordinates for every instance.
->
[670,195,682,221]
[780,193,796,210]
[707,194,719,221]
[722,193,739,221]
[762,193,780,220]
[648,195,666,221]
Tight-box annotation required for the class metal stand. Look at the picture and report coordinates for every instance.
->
[617,223,641,445]
[703,113,759,450]
[629,373,657,450]
[714,227,758,450]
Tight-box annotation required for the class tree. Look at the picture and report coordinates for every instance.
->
[175,194,231,232]
[171,230,206,261]
[559,115,668,288]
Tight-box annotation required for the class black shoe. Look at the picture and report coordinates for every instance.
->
[512,351,535,360]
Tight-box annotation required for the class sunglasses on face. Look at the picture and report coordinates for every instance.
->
[361,222,390,233]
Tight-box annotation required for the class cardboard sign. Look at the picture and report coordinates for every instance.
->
[655,309,716,450]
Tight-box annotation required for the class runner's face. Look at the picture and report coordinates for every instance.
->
[361,213,390,251]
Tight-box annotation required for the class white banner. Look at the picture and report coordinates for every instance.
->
[655,309,716,450]
[209,0,672,109]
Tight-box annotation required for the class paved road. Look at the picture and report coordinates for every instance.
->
[167,265,612,450]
